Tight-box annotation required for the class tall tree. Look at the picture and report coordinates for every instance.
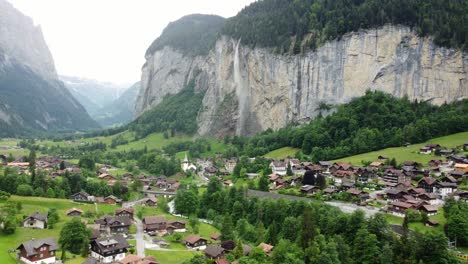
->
[59,218,90,259]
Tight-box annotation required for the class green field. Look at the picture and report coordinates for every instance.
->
[0,196,118,264]
[264,147,300,160]
[146,249,200,264]
[334,132,468,165]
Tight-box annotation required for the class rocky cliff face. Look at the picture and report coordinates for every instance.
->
[0,0,99,136]
[136,25,467,137]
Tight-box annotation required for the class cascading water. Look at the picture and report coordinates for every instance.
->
[234,39,249,135]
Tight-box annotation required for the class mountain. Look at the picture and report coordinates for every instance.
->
[93,82,140,127]
[60,75,129,116]
[134,0,467,137]
[0,0,99,137]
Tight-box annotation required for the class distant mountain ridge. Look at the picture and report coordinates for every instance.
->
[0,0,99,136]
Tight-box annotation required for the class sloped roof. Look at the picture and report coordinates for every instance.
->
[144,215,166,225]
[204,244,225,258]
[17,238,58,257]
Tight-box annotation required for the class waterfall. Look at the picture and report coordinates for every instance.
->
[234,39,248,135]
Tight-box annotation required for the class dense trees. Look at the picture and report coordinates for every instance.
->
[179,186,458,264]
[223,0,467,53]
[130,80,205,138]
[231,92,468,162]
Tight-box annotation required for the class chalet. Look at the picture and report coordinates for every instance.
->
[434,182,457,198]
[346,189,370,202]
[385,189,405,201]
[204,245,225,259]
[143,216,166,232]
[455,163,468,172]
[455,191,468,202]
[270,161,287,176]
[104,195,122,205]
[417,177,437,193]
[357,167,377,182]
[268,173,281,183]
[98,173,116,181]
[258,243,274,254]
[90,234,129,263]
[95,215,132,234]
[115,208,134,219]
[90,229,100,241]
[407,187,426,196]
[426,144,441,150]
[211,233,221,241]
[70,191,92,201]
[330,162,353,174]
[318,161,332,171]
[167,181,181,192]
[204,166,218,177]
[143,197,158,207]
[168,220,186,232]
[185,235,208,250]
[66,208,84,217]
[369,161,383,168]
[383,169,407,184]
[300,185,319,195]
[323,188,338,196]
[341,182,355,190]
[449,170,467,180]
[17,238,58,264]
[225,158,237,173]
[419,147,432,154]
[389,201,413,217]
[428,159,442,167]
[439,149,454,156]
[448,154,467,163]
[23,212,48,229]
[274,178,289,189]
[417,204,438,216]
[418,193,438,205]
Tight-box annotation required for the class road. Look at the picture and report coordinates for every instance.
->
[325,201,380,218]
[134,217,145,257]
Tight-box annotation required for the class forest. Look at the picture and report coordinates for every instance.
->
[223,0,467,54]
[227,91,468,161]
[175,178,461,264]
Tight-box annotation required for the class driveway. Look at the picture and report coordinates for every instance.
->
[134,217,145,257]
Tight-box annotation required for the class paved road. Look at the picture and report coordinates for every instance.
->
[325,201,380,218]
[134,217,145,257]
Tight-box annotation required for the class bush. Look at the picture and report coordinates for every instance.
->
[16,184,33,196]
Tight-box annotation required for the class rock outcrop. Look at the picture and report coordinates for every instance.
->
[136,25,467,137]
[0,0,99,136]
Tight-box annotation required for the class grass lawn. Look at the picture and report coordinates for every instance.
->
[384,208,447,234]
[264,147,300,160]
[0,196,118,264]
[334,132,468,165]
[145,249,200,264]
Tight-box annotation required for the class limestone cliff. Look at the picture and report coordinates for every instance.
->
[136,25,467,137]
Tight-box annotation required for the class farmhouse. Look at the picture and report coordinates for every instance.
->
[70,191,93,201]
[90,235,129,263]
[104,195,122,205]
[270,161,287,176]
[143,215,167,232]
[185,235,208,249]
[66,208,84,217]
[95,215,132,234]
[204,245,225,260]
[23,212,48,229]
[115,208,134,219]
[17,238,58,264]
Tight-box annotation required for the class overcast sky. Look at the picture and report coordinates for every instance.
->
[8,0,256,85]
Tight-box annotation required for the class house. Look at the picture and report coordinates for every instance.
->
[95,215,132,234]
[439,149,454,156]
[270,161,287,176]
[268,173,281,183]
[17,237,58,264]
[418,204,438,216]
[215,259,230,264]
[426,144,441,151]
[90,234,129,263]
[143,197,158,207]
[417,177,437,193]
[323,188,338,196]
[119,255,159,264]
[223,180,234,187]
[434,182,457,198]
[211,233,221,241]
[143,216,166,232]
[104,195,122,205]
[455,163,468,172]
[66,208,83,217]
[204,245,225,259]
[300,185,319,195]
[246,173,260,180]
[115,208,134,219]
[346,189,370,202]
[70,191,92,201]
[370,161,384,168]
[419,147,432,154]
[23,212,48,229]
[168,220,186,232]
[185,235,207,250]
[258,243,274,254]
[98,173,117,181]
[418,193,438,205]
[389,201,413,217]
[225,158,237,173]
[383,169,407,184]
[318,161,332,171]
[204,166,218,177]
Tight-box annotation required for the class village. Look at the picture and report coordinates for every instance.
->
[1,140,467,264]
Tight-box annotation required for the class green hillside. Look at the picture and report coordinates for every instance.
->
[334,131,468,165]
